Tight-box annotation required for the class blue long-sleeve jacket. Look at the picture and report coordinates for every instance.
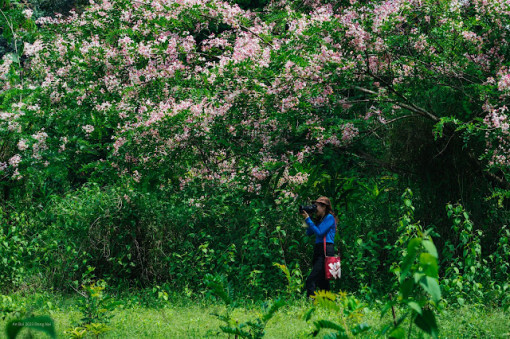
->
[305,213,336,244]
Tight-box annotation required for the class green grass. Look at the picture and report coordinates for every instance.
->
[1,292,509,338]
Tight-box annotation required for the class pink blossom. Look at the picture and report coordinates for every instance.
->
[0,55,13,79]
[251,167,269,180]
[202,36,230,51]
[342,123,359,141]
[498,74,510,92]
[24,40,44,56]
[9,154,22,167]
[287,172,310,185]
[12,168,22,180]
[414,35,428,52]
[311,5,333,22]
[232,33,261,62]
[119,36,134,46]
[281,96,299,112]
[22,9,33,19]
[17,139,28,151]
[484,106,509,131]
[82,125,95,134]
[137,42,152,58]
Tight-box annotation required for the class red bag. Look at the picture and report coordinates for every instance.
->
[324,236,341,280]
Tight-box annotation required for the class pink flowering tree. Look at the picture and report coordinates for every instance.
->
[1,0,508,194]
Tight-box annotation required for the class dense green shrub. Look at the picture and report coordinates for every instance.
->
[0,207,43,291]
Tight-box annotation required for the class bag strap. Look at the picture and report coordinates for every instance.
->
[323,235,327,256]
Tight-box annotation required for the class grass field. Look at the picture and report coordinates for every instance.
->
[2,292,509,338]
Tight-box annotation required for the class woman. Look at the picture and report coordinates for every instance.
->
[300,196,337,298]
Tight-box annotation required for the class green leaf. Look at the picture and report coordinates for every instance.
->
[414,309,439,339]
[6,316,56,339]
[5,53,19,63]
[389,327,406,339]
[400,278,414,300]
[314,319,346,333]
[352,323,371,335]
[407,301,422,315]
[401,238,422,278]
[419,253,439,278]
[419,276,442,303]
[303,307,315,322]
[261,299,285,323]
[422,239,438,258]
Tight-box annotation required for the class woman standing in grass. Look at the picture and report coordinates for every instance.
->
[300,196,337,298]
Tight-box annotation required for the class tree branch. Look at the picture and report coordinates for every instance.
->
[353,86,440,122]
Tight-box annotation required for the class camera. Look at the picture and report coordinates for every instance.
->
[299,204,317,214]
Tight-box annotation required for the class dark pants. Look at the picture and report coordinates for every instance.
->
[306,243,335,297]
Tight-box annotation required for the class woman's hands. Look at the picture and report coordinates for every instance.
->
[300,211,309,228]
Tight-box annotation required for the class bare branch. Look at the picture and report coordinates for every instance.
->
[353,86,440,122]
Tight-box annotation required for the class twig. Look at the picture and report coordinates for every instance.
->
[354,86,440,122]
[71,284,88,299]
[432,130,456,160]
[388,294,397,327]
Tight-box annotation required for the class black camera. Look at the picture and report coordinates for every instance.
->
[299,204,317,214]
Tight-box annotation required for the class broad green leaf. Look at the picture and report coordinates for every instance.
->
[419,276,442,303]
[407,301,422,315]
[419,253,439,277]
[400,278,414,300]
[414,309,439,339]
[422,239,438,258]
[389,327,406,339]
[5,53,19,63]
[414,272,425,283]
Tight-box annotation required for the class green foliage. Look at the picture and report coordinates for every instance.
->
[273,262,304,296]
[0,0,37,57]
[441,203,509,307]
[206,273,285,338]
[382,192,442,339]
[76,281,116,326]
[306,290,371,338]
[0,208,42,291]
[0,295,25,321]
[65,280,116,339]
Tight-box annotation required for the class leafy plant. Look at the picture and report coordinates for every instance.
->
[65,280,117,338]
[205,273,285,338]
[304,290,371,338]
[441,203,489,304]
[273,262,303,296]
[382,190,442,339]
[0,294,25,321]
